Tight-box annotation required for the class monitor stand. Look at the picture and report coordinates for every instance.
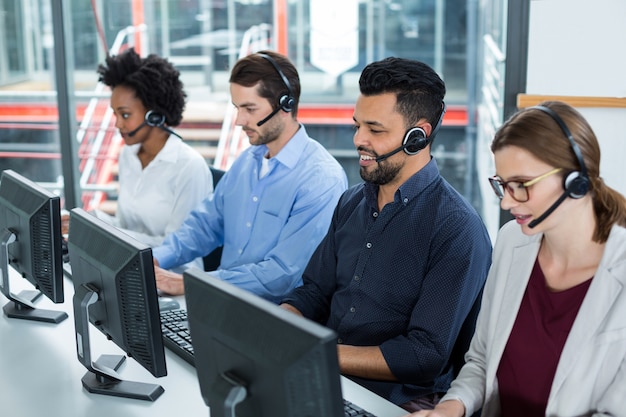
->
[81,355,164,402]
[73,283,164,402]
[211,372,248,417]
[0,229,67,323]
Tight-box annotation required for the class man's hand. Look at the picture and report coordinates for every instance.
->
[279,303,303,316]
[61,211,70,236]
[154,266,185,295]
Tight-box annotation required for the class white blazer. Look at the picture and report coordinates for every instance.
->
[443,220,626,417]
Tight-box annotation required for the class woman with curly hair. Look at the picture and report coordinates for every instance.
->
[94,48,212,270]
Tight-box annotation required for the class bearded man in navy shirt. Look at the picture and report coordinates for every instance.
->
[280,57,492,412]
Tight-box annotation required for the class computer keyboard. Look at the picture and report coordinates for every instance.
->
[343,399,378,417]
[160,309,378,417]
[160,308,195,366]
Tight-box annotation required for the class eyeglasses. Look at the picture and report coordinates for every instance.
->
[488,168,562,202]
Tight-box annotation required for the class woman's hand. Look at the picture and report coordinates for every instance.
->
[403,400,465,417]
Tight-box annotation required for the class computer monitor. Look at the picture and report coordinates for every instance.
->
[183,268,345,417]
[0,169,67,323]
[67,208,167,401]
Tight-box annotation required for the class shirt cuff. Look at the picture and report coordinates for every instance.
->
[152,245,176,270]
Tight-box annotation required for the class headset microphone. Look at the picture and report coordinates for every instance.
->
[374,104,446,164]
[374,126,428,163]
[256,53,296,128]
[127,121,147,137]
[526,105,591,228]
[374,144,409,163]
[127,110,182,139]
[256,106,281,127]
[528,191,568,228]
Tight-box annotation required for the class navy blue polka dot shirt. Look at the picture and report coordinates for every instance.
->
[282,158,492,405]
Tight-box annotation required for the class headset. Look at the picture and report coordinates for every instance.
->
[145,110,166,127]
[527,105,590,228]
[530,105,589,199]
[375,103,447,163]
[256,53,296,126]
[128,110,181,139]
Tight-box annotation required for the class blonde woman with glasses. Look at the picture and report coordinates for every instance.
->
[407,101,626,417]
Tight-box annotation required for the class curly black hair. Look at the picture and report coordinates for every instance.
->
[97,48,186,126]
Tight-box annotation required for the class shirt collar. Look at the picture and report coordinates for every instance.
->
[128,135,182,163]
[154,135,182,163]
[251,124,308,170]
[364,157,441,207]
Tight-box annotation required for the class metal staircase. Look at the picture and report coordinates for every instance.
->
[80,23,272,212]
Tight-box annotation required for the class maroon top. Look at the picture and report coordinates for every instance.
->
[496,259,592,417]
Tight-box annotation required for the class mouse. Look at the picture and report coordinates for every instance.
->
[158,296,180,311]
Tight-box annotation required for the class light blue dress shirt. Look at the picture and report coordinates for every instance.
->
[153,125,348,303]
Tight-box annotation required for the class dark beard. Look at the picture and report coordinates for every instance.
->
[250,115,282,147]
[360,160,402,185]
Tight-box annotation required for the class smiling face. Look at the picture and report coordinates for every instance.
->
[493,145,567,234]
[352,93,413,185]
[110,84,150,146]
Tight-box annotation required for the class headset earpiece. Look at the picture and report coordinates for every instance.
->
[403,127,428,155]
[145,110,166,127]
[530,105,590,199]
[564,170,590,199]
[278,94,295,113]
[258,53,296,114]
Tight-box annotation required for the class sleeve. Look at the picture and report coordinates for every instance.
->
[595,355,626,416]
[91,209,120,227]
[379,209,493,385]
[280,195,343,321]
[163,155,212,236]
[439,223,512,417]
[121,156,212,247]
[152,184,224,270]
[210,172,347,303]
[440,272,497,417]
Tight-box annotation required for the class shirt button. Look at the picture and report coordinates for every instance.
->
[403,197,409,204]
[354,275,360,281]
[252,196,258,202]
[238,249,243,254]
[337,338,343,344]
[373,212,378,218]
[366,242,372,249]
[246,222,251,228]
[350,307,356,313]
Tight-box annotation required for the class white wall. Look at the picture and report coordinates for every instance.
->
[526,0,626,195]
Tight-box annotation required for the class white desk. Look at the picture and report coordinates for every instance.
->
[0,274,407,417]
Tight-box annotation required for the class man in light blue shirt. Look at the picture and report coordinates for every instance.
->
[152,51,347,303]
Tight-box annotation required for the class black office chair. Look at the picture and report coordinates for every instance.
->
[450,292,482,378]
[209,165,225,186]
[443,294,483,417]
[202,166,226,271]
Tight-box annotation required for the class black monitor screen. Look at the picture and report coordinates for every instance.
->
[0,169,66,323]
[68,208,167,401]
[183,268,344,417]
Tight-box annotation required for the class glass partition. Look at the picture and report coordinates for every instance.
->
[1,0,475,213]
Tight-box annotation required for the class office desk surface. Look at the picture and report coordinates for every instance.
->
[0,275,407,417]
